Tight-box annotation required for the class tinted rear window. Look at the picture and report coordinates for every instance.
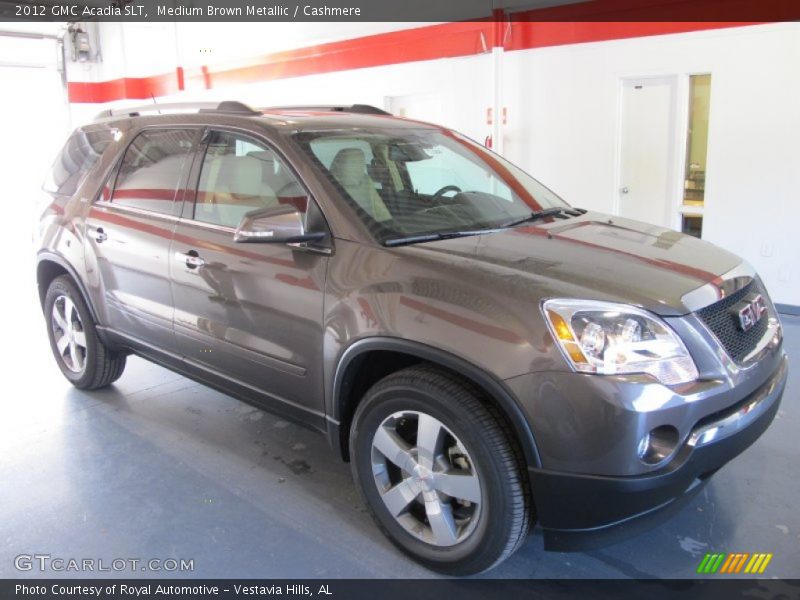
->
[44,129,114,196]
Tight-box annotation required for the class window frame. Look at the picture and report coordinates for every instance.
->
[95,125,203,219]
[182,126,331,239]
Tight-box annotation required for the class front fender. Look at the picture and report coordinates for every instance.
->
[326,336,542,469]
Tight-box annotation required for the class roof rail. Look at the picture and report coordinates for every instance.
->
[199,101,261,116]
[93,100,261,121]
[265,104,391,116]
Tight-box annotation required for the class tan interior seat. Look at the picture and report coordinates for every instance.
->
[329,148,391,222]
[198,154,278,228]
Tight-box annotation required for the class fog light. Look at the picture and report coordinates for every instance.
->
[638,425,679,465]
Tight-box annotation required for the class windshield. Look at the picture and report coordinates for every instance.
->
[292,128,569,244]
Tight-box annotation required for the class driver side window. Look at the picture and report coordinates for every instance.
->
[194,131,309,229]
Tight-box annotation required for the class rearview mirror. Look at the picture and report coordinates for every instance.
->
[388,141,431,162]
[234,205,326,244]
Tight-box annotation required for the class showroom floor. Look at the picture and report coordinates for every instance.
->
[2,292,797,578]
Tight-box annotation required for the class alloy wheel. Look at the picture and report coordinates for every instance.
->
[51,294,87,374]
[371,410,482,547]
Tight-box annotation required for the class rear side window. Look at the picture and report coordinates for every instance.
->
[110,129,195,215]
[44,129,114,196]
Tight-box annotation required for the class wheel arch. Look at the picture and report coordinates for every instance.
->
[328,337,542,469]
[36,253,100,325]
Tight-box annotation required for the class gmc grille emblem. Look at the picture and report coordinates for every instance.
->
[732,294,767,332]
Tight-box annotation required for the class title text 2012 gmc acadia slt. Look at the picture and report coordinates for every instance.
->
[35,101,787,574]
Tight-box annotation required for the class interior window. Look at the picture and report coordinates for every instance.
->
[111,129,195,214]
[194,131,309,229]
[681,73,711,239]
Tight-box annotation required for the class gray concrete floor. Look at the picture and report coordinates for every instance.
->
[1,305,798,579]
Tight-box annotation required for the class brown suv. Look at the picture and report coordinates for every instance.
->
[36,101,787,574]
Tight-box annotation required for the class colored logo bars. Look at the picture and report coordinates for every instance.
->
[697,552,773,574]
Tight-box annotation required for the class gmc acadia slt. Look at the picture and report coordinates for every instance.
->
[35,101,787,574]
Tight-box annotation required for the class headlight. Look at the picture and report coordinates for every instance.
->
[542,299,698,385]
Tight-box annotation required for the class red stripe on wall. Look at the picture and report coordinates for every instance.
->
[68,20,771,103]
[68,68,185,103]
[181,21,491,92]
[505,21,758,52]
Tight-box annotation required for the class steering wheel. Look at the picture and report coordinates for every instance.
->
[431,185,462,200]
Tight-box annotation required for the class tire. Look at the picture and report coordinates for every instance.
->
[44,275,126,390]
[350,365,532,575]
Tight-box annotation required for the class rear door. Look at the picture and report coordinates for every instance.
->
[85,127,200,351]
[169,129,329,427]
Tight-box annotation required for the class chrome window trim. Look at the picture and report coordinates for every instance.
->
[175,217,235,235]
[93,200,180,223]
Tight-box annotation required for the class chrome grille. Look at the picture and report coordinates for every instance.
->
[696,280,769,363]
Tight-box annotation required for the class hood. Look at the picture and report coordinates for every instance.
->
[404,212,742,316]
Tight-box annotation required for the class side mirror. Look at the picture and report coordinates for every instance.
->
[234,205,326,244]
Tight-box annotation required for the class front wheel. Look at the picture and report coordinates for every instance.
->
[44,275,126,390]
[350,366,532,575]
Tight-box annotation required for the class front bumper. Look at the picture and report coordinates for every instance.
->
[528,354,788,551]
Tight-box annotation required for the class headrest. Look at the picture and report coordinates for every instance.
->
[217,155,264,196]
[330,148,368,187]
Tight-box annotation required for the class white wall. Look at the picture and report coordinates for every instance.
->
[503,23,800,306]
[66,22,800,305]
[0,34,73,380]
[65,22,429,80]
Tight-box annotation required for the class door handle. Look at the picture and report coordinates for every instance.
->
[175,251,205,269]
[89,227,107,243]
[620,186,630,194]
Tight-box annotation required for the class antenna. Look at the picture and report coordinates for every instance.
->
[151,94,161,115]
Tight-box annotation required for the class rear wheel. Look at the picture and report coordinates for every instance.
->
[44,275,126,390]
[350,365,532,575]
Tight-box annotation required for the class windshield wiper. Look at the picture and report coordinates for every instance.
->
[383,229,496,248]
[500,207,565,229]
[383,207,570,247]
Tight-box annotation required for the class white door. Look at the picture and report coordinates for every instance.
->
[617,77,677,228]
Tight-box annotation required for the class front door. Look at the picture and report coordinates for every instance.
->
[169,130,329,427]
[617,77,678,228]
